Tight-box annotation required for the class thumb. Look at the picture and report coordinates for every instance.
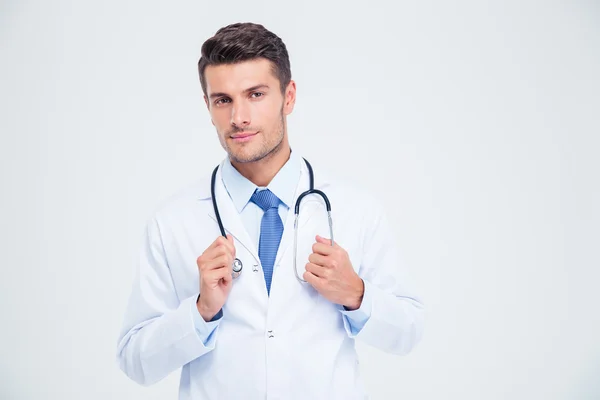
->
[315,235,332,245]
[226,234,236,256]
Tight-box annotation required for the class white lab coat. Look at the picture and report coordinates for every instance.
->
[116,158,424,400]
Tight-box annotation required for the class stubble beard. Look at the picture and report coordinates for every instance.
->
[221,112,285,164]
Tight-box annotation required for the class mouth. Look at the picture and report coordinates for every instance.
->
[230,131,258,143]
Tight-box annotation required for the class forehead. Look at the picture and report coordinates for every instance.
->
[204,58,278,95]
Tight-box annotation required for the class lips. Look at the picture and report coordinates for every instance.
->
[230,132,258,143]
[231,132,257,139]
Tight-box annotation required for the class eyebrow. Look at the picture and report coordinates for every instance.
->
[208,84,270,100]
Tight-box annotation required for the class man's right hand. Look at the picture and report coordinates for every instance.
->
[196,234,236,321]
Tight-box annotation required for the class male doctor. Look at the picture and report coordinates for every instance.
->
[117,22,424,399]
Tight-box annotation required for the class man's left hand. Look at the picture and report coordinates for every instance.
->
[303,235,364,310]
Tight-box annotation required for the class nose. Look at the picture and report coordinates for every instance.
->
[230,101,251,129]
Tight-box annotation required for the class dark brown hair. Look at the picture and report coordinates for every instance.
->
[198,22,292,96]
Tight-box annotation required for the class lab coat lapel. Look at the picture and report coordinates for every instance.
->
[274,162,331,267]
[196,158,330,271]
[198,164,260,264]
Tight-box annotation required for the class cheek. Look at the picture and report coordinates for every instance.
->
[210,110,229,130]
[259,105,283,128]
[256,95,282,116]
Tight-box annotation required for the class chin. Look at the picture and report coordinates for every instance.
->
[229,151,260,164]
[228,140,281,164]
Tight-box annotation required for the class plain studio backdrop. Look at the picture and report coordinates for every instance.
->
[1,0,599,399]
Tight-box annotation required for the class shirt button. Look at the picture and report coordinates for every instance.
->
[267,330,274,338]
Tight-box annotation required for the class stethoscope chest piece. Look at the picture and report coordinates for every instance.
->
[232,258,243,279]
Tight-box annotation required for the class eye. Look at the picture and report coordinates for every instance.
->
[251,92,264,98]
[215,97,231,106]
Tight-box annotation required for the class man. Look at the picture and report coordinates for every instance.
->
[117,22,424,399]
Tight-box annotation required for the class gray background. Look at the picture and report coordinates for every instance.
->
[1,0,599,399]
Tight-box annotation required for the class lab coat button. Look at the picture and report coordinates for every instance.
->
[267,330,274,338]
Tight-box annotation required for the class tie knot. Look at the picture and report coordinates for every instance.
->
[250,189,280,211]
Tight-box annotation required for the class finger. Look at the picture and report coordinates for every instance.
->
[315,235,334,246]
[203,254,233,271]
[225,234,237,257]
[204,262,233,284]
[312,242,335,256]
[202,264,233,286]
[308,253,329,267]
[206,235,225,250]
[201,246,232,264]
[216,265,233,284]
[205,236,235,259]
[305,262,328,278]
[201,237,232,261]
[303,270,323,287]
[315,235,339,247]
[215,235,235,256]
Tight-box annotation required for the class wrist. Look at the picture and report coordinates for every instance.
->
[343,278,365,311]
[196,295,219,322]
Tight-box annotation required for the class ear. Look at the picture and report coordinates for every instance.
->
[282,80,297,116]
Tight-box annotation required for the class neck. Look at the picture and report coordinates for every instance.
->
[231,141,291,187]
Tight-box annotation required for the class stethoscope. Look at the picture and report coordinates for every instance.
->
[210,158,334,283]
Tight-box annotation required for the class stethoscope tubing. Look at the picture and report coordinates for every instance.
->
[210,158,334,282]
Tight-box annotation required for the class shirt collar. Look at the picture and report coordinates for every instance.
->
[220,149,302,213]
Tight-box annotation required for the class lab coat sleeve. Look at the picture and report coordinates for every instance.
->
[338,282,373,335]
[340,197,425,355]
[192,304,223,341]
[116,216,221,386]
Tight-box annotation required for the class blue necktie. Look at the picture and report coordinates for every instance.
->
[250,189,284,295]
